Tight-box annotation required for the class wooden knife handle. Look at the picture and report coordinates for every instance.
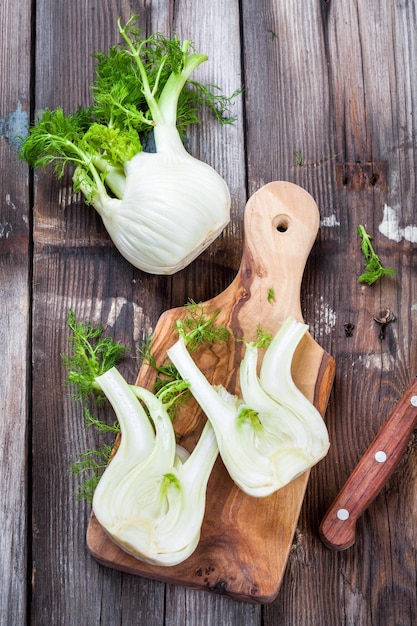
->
[319,377,417,551]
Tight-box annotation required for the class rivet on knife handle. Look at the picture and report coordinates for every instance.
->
[319,377,417,551]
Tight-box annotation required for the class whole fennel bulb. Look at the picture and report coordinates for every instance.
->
[19,16,236,274]
[95,123,230,274]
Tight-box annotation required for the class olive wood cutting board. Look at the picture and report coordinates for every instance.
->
[87,181,335,603]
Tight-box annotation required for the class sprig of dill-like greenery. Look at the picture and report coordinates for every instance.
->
[357,225,395,285]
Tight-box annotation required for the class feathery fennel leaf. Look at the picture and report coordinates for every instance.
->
[357,225,395,285]
[63,309,127,400]
[175,300,230,351]
[71,445,114,503]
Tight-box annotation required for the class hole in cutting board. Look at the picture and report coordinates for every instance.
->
[273,214,290,233]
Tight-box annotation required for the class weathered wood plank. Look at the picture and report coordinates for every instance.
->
[165,586,263,626]
[0,1,31,623]
[316,2,417,622]
[242,0,417,623]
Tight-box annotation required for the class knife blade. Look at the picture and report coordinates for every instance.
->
[319,377,417,551]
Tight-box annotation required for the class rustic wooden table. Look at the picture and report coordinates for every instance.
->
[2,1,417,624]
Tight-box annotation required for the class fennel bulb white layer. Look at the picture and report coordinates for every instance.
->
[96,125,231,275]
[92,368,218,566]
[259,317,330,462]
[167,316,330,498]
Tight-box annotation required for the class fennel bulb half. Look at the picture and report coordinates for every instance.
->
[168,316,330,498]
[92,368,218,566]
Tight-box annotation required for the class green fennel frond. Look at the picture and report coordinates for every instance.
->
[19,107,93,176]
[19,107,114,206]
[357,225,395,285]
[83,407,120,433]
[63,309,127,400]
[92,44,156,133]
[155,379,191,413]
[138,337,191,417]
[94,17,190,130]
[71,444,114,503]
[139,338,182,386]
[238,326,272,349]
[138,302,230,416]
[267,288,276,303]
[94,15,239,134]
[174,83,241,138]
[175,301,230,352]
[188,81,241,125]
[254,326,273,349]
[118,15,186,79]
[80,123,142,166]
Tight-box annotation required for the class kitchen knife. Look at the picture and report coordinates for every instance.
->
[319,377,417,550]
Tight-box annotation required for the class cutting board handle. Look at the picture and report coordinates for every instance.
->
[231,181,320,324]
